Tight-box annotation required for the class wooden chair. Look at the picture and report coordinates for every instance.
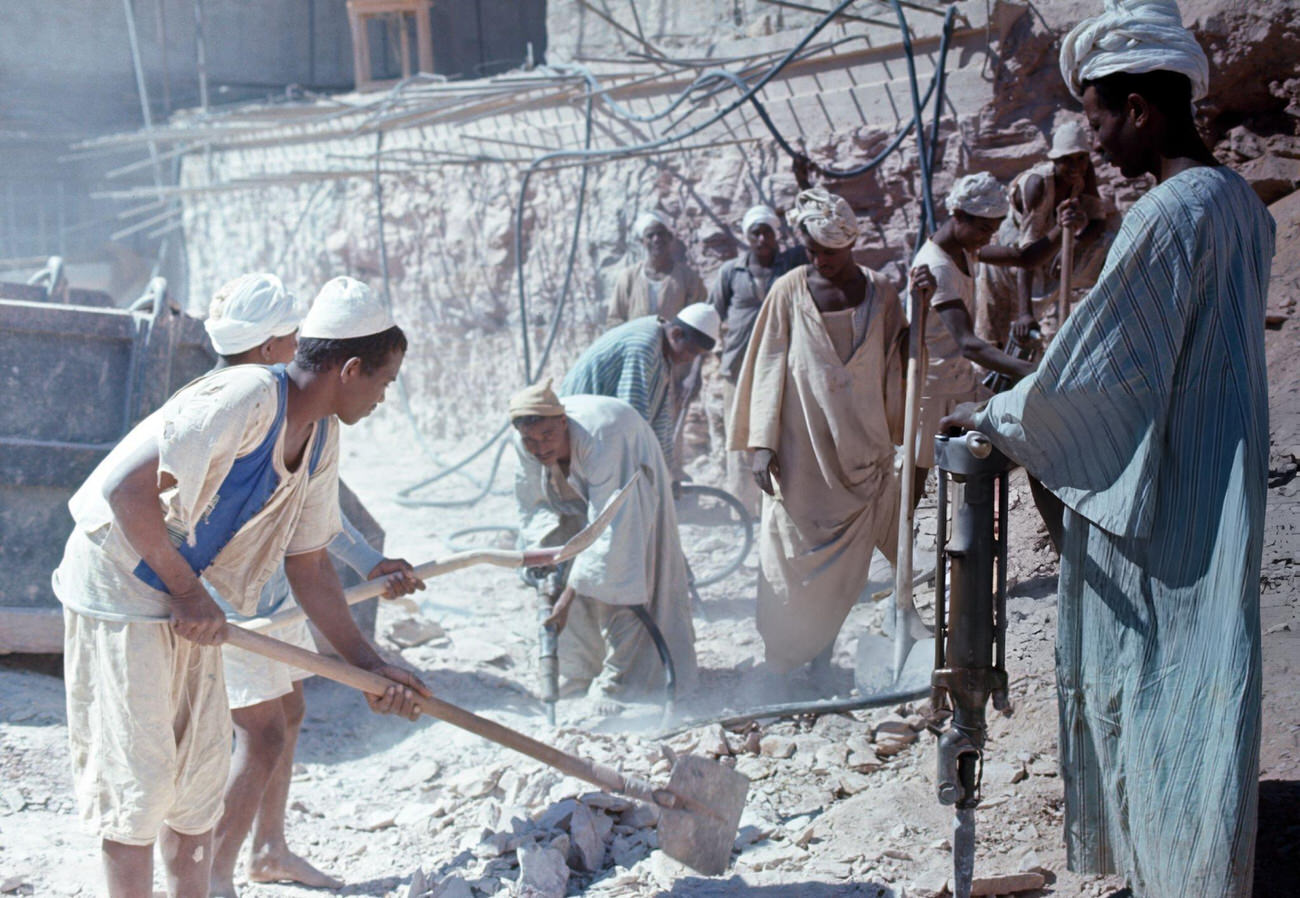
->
[346,0,434,91]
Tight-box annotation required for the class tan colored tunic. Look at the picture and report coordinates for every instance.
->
[606,260,707,327]
[729,266,907,671]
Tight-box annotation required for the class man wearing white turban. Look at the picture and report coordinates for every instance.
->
[728,187,910,677]
[203,276,424,896]
[607,209,706,327]
[53,275,430,898]
[944,4,1274,895]
[708,204,808,511]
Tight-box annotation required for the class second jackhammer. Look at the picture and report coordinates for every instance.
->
[931,431,1013,898]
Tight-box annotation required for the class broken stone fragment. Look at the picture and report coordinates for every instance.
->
[873,733,916,757]
[566,801,606,872]
[836,771,871,796]
[872,715,914,740]
[386,616,447,648]
[515,844,569,898]
[759,735,796,758]
[970,871,1048,895]
[429,874,474,898]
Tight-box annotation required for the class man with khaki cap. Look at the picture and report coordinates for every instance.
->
[510,381,697,708]
[53,274,429,898]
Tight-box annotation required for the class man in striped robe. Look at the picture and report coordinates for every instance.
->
[944,3,1275,894]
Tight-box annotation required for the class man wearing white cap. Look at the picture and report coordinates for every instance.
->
[510,381,697,706]
[708,204,808,511]
[728,187,911,676]
[560,306,720,478]
[606,209,707,327]
[975,120,1110,347]
[52,274,429,897]
[943,2,1275,895]
[202,273,425,896]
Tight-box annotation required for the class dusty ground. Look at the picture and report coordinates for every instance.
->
[1,198,1297,896]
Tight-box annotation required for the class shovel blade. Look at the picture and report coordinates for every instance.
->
[656,755,749,876]
[551,472,640,564]
[854,633,934,700]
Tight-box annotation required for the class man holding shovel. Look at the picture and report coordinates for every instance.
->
[200,273,425,897]
[52,275,429,898]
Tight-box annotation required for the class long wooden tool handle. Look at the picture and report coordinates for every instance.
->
[1057,227,1075,329]
[895,289,930,615]
[224,625,663,808]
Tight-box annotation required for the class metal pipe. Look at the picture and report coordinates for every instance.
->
[193,0,209,112]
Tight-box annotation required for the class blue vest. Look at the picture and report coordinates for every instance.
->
[134,365,329,591]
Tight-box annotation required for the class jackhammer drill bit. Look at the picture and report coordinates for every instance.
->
[537,570,563,725]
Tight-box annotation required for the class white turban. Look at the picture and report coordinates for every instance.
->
[786,188,859,249]
[634,210,672,238]
[1060,0,1209,102]
[741,204,781,235]
[204,272,300,356]
[299,276,396,340]
[945,172,1010,219]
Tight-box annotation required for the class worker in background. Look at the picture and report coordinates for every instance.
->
[709,204,808,513]
[606,210,707,327]
[943,2,1273,893]
[975,120,1110,347]
[511,382,697,710]
[201,273,425,897]
[51,275,428,898]
[908,173,1086,551]
[728,187,912,680]
[560,306,720,481]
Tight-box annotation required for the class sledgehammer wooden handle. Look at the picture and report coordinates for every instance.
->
[224,625,663,808]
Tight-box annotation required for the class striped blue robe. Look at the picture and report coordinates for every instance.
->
[974,166,1275,897]
[560,316,674,467]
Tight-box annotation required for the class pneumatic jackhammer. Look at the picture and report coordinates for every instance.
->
[931,431,1013,898]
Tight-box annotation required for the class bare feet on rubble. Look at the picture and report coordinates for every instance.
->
[248,848,343,889]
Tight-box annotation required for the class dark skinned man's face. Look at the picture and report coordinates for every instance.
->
[516,416,570,467]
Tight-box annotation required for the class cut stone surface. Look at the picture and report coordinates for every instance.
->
[515,844,569,898]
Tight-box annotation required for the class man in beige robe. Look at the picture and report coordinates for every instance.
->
[729,188,907,673]
[606,210,707,327]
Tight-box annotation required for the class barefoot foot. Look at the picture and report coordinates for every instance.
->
[248,849,343,889]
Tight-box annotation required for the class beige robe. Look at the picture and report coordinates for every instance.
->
[729,266,907,671]
[606,260,707,327]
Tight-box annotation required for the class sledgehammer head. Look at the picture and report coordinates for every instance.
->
[655,754,750,875]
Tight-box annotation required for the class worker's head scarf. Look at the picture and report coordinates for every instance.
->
[204,272,301,356]
[945,172,1010,219]
[741,204,781,235]
[1060,0,1209,102]
[299,277,395,340]
[509,379,566,420]
[634,210,673,239]
[786,188,859,249]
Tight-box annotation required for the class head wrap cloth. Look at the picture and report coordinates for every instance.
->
[945,172,1010,219]
[786,188,859,249]
[509,379,566,420]
[634,210,672,238]
[1060,0,1209,102]
[204,273,301,356]
[299,276,396,341]
[742,205,781,235]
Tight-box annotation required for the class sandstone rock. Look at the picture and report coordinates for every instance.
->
[386,616,447,648]
[394,758,443,792]
[1240,155,1300,205]
[814,743,850,770]
[734,756,774,781]
[535,798,579,831]
[356,810,396,832]
[515,844,569,898]
[618,803,658,830]
[759,735,796,758]
[873,734,916,757]
[970,871,1047,895]
[873,715,915,740]
[566,801,606,871]
[430,874,474,898]
[909,866,951,898]
[394,803,440,831]
[836,771,871,796]
[449,766,503,799]
[847,746,882,772]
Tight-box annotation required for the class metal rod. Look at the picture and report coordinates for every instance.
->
[193,0,210,112]
[755,0,896,28]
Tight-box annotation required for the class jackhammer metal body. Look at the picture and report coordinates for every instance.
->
[931,432,1012,898]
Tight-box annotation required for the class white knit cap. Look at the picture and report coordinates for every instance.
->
[742,204,781,235]
[674,303,721,347]
[204,272,301,356]
[299,276,395,340]
[1060,0,1209,102]
[634,210,672,238]
[1048,120,1092,159]
[945,172,1010,219]
[786,188,859,249]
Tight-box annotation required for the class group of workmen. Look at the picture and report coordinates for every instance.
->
[50,1,1273,896]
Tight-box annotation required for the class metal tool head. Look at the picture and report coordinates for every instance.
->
[548,472,640,564]
[854,632,934,700]
[655,754,749,876]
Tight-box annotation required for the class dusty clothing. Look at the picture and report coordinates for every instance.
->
[560,317,675,468]
[53,365,341,622]
[709,247,808,381]
[52,364,341,844]
[729,266,907,671]
[606,260,706,327]
[514,395,697,697]
[975,167,1273,897]
[975,161,1108,345]
[909,239,988,468]
[216,512,382,710]
[63,609,232,845]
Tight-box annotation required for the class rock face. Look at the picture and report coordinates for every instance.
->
[178,0,1298,462]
